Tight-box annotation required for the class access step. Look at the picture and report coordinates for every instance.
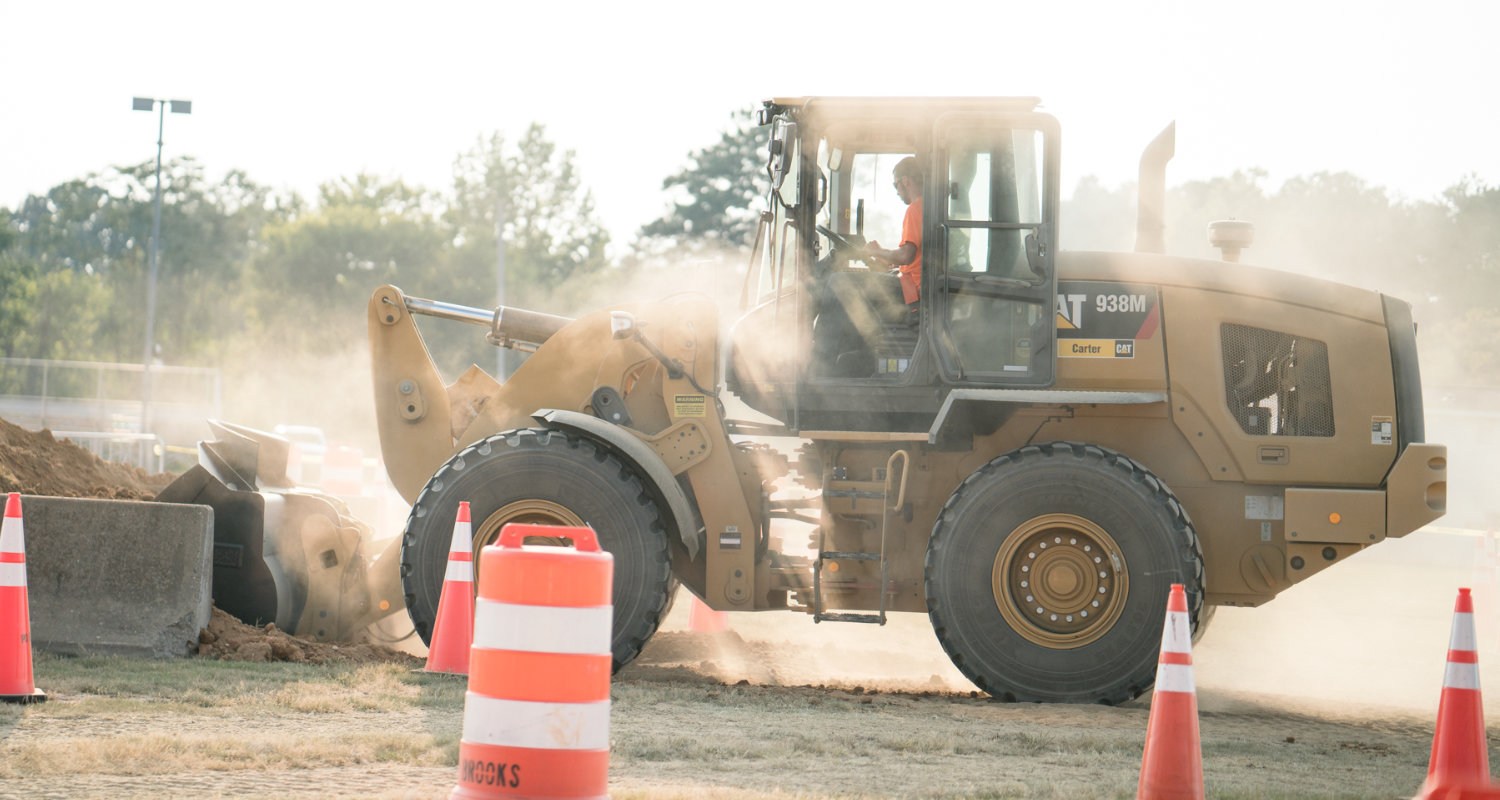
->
[814,612,884,624]
[820,551,880,561]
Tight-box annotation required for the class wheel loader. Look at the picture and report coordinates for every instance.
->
[175,97,1448,704]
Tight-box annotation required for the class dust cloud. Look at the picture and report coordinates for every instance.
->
[1057,174,1496,715]
[1193,529,1494,718]
[645,586,972,695]
[216,334,383,455]
[564,247,749,324]
[478,242,1492,712]
[641,527,1492,715]
[196,209,1490,717]
[169,245,749,482]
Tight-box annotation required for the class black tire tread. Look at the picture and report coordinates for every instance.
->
[400,427,673,672]
[924,440,1206,704]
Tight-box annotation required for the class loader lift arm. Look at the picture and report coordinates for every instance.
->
[367,284,790,620]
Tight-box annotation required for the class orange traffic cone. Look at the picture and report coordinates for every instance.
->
[1138,583,1202,800]
[425,501,475,675]
[1,493,45,704]
[688,594,728,633]
[1414,588,1497,799]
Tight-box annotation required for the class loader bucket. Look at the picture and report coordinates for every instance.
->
[155,422,404,641]
[157,465,281,627]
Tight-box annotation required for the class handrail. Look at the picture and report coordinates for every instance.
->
[884,449,910,510]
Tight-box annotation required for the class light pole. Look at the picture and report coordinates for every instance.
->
[131,96,191,434]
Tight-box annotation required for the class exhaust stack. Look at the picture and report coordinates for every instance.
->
[1134,122,1176,255]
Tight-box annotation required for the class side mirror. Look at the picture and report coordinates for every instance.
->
[610,311,637,340]
[1025,231,1048,279]
[768,121,797,190]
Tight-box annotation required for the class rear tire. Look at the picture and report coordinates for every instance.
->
[401,427,673,672]
[925,441,1205,704]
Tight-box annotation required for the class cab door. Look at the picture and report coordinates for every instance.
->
[726,115,805,420]
[927,113,1061,387]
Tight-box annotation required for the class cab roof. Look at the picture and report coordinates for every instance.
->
[764,96,1043,121]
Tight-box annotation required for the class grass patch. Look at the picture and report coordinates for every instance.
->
[0,730,451,778]
[15,653,460,713]
[274,664,426,712]
[0,654,1435,799]
[0,654,465,780]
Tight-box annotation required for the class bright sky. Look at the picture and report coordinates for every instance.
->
[4,1,1497,251]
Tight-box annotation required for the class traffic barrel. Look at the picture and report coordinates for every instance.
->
[426,501,476,675]
[1414,588,1497,799]
[1137,583,1202,800]
[452,523,613,800]
[0,493,45,704]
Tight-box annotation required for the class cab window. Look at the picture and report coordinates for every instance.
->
[934,121,1057,386]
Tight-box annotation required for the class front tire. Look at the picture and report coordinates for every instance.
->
[925,441,1205,704]
[401,427,673,672]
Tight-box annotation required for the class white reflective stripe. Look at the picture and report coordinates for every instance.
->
[472,600,611,655]
[1159,610,1192,654]
[1445,662,1481,691]
[0,562,25,587]
[1155,663,1196,694]
[445,560,474,583]
[1449,612,1477,652]
[462,695,609,750]
[449,522,473,553]
[0,516,23,553]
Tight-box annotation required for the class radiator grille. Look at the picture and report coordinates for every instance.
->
[1221,323,1334,437]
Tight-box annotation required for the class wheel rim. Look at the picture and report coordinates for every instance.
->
[472,499,586,559]
[992,513,1129,649]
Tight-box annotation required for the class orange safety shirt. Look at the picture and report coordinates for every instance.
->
[898,197,923,304]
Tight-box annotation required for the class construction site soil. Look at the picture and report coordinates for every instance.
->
[0,415,418,667]
[197,607,424,667]
[0,417,172,499]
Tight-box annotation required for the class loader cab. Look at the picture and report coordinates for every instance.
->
[729,98,1062,432]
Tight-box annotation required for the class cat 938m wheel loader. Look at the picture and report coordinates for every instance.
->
[353,97,1443,704]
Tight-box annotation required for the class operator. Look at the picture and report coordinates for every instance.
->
[812,157,924,376]
[865,156,923,307]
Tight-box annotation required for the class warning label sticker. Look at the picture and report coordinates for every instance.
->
[1061,339,1136,359]
[674,395,707,418]
[1371,416,1394,446]
[1245,495,1285,520]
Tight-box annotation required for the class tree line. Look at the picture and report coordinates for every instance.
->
[3,111,1496,389]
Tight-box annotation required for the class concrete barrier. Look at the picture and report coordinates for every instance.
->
[21,496,213,658]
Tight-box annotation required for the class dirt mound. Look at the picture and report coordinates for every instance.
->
[196,607,423,667]
[0,417,173,499]
[0,415,420,662]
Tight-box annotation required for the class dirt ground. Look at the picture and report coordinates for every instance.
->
[0,416,419,667]
[196,606,424,667]
[0,416,172,499]
[0,588,1482,800]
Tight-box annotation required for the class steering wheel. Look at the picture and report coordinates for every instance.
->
[817,224,867,257]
